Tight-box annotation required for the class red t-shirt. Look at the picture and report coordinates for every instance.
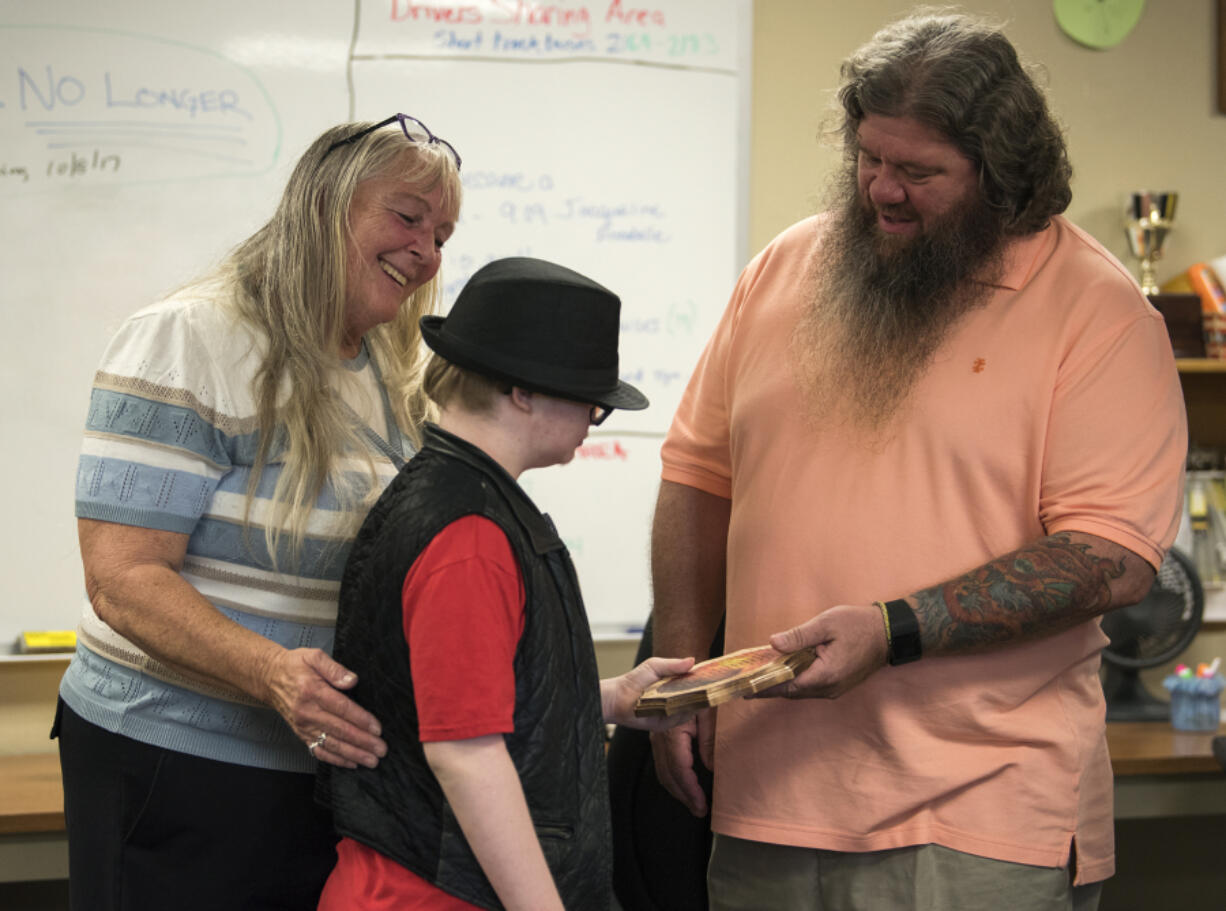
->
[318,515,525,911]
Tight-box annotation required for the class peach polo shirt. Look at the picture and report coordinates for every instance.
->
[660,214,1186,883]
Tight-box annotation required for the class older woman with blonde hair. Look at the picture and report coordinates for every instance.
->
[56,114,462,911]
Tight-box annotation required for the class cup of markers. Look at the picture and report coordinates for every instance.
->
[1163,658,1224,732]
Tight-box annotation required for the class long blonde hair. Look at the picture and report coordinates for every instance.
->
[220,122,462,568]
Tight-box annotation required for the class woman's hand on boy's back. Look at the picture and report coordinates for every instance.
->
[601,656,696,730]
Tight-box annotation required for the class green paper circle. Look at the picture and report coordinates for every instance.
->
[1054,0,1146,50]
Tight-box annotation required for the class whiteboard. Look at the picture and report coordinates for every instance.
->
[0,0,750,648]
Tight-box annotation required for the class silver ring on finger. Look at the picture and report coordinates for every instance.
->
[307,731,328,754]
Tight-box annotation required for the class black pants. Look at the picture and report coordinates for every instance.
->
[54,701,337,911]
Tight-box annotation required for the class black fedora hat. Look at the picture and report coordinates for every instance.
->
[421,257,648,411]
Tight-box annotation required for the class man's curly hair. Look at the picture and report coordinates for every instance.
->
[837,9,1072,236]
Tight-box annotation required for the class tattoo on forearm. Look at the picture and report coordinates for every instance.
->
[912,533,1127,653]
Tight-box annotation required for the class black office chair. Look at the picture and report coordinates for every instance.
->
[1213,735,1226,770]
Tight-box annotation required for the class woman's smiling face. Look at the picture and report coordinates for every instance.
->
[341,174,456,355]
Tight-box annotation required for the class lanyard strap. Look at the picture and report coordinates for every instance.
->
[367,353,405,461]
[343,403,407,471]
[342,349,411,470]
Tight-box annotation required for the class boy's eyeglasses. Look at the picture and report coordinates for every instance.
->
[322,113,461,170]
[500,385,613,426]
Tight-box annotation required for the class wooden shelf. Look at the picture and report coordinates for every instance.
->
[1177,359,1226,373]
[1106,721,1226,776]
[0,754,64,836]
[1175,359,1226,627]
[1177,364,1226,452]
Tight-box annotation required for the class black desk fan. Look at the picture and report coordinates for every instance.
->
[1100,546,1203,722]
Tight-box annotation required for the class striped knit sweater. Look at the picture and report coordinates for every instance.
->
[63,289,406,772]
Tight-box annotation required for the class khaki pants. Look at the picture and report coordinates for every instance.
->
[708,833,1103,911]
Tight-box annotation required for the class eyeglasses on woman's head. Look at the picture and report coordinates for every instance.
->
[322,113,461,170]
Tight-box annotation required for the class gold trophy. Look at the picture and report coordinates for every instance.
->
[1123,191,1177,296]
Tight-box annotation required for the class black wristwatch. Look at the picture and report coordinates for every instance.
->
[882,598,922,665]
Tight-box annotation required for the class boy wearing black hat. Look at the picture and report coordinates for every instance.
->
[318,258,695,911]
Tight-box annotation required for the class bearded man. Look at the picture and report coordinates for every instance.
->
[648,11,1186,911]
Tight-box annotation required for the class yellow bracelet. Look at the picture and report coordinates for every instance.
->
[874,600,893,654]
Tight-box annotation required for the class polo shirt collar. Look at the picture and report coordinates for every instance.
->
[981,220,1058,292]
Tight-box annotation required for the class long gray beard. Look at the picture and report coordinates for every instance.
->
[790,167,1007,438]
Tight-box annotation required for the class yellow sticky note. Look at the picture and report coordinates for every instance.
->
[18,630,77,653]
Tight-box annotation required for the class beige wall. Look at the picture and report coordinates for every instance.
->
[0,659,67,756]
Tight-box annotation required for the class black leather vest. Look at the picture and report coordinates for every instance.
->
[322,425,612,910]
